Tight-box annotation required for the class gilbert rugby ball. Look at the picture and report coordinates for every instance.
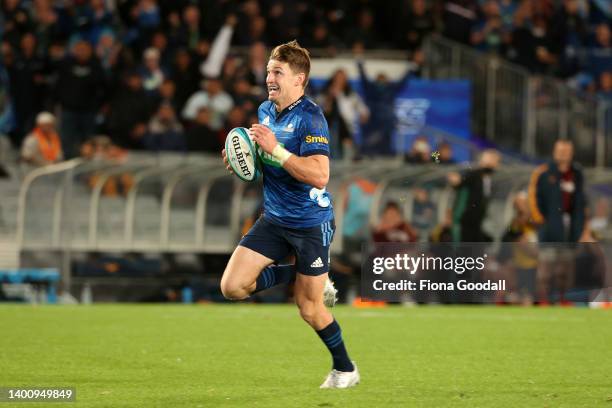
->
[225,127,261,182]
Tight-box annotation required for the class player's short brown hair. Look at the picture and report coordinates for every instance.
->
[269,40,311,88]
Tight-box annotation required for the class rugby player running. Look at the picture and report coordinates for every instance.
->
[221,40,359,389]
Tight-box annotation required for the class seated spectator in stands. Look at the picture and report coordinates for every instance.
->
[405,136,432,164]
[57,40,105,158]
[512,13,558,74]
[436,142,456,164]
[140,47,166,94]
[182,77,234,131]
[346,9,381,49]
[107,71,156,149]
[144,102,185,151]
[398,0,435,51]
[244,42,267,88]
[597,71,612,100]
[156,78,179,112]
[21,112,63,166]
[443,0,479,45]
[185,107,219,153]
[178,4,205,51]
[318,69,369,159]
[585,24,612,79]
[231,77,260,116]
[373,201,418,243]
[8,32,46,144]
[218,106,248,143]
[471,0,510,55]
[81,135,132,196]
[171,49,199,112]
[412,187,437,236]
[96,29,122,75]
[551,0,588,77]
[302,22,337,56]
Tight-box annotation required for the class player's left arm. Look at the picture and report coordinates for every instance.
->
[250,124,329,190]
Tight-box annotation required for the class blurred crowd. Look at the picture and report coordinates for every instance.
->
[3,0,612,165]
[330,139,610,306]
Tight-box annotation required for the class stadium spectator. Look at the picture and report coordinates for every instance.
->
[95,30,123,76]
[139,47,166,94]
[356,55,412,155]
[156,78,179,112]
[171,49,199,112]
[528,139,586,242]
[144,102,185,152]
[436,142,456,164]
[585,24,612,79]
[81,135,132,196]
[497,192,538,305]
[451,149,500,242]
[318,69,369,159]
[470,0,509,55]
[21,112,63,166]
[512,12,558,74]
[443,0,479,45]
[184,107,219,153]
[346,9,381,49]
[243,42,268,88]
[395,0,436,51]
[56,40,105,158]
[551,0,588,77]
[528,139,586,305]
[6,32,46,144]
[412,187,437,236]
[231,77,260,116]
[182,78,234,130]
[372,201,418,243]
[107,71,156,149]
[405,136,432,164]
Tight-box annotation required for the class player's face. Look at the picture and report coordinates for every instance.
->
[266,59,301,105]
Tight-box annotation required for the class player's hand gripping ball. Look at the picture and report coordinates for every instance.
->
[223,127,261,182]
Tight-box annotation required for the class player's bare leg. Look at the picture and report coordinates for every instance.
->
[295,272,359,388]
[220,246,273,299]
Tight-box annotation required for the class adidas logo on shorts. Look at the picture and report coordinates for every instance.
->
[310,257,324,268]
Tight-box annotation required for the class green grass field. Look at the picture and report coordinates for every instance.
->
[0,304,610,407]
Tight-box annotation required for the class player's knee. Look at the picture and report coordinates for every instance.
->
[220,278,249,300]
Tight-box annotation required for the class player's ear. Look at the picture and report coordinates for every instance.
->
[295,72,305,87]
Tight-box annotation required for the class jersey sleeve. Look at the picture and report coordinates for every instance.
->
[299,109,330,157]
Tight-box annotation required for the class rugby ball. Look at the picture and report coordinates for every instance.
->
[224,127,261,182]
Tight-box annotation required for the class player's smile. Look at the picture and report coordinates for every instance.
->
[267,83,280,99]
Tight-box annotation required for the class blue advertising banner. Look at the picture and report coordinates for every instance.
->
[310,78,471,161]
[394,79,471,161]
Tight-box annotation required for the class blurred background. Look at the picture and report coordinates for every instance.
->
[0,0,610,305]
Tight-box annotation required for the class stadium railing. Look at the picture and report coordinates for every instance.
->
[3,152,612,291]
[423,35,612,168]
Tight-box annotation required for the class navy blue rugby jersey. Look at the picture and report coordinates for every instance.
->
[256,95,333,228]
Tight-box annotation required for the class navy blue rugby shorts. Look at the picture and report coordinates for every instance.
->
[239,216,335,276]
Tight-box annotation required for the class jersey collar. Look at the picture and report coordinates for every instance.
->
[275,95,305,121]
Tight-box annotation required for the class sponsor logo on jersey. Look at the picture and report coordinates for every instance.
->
[305,135,329,144]
[262,116,270,126]
[283,123,295,132]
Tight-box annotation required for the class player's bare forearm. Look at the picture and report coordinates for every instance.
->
[283,154,329,190]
